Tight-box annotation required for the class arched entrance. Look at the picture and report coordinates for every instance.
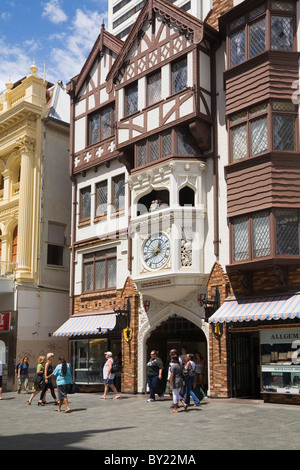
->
[146,315,207,393]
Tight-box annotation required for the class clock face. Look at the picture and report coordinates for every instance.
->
[143,233,170,269]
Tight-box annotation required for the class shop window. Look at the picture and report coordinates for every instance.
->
[147,70,161,106]
[171,57,187,94]
[83,248,117,292]
[88,104,115,146]
[125,82,138,116]
[47,222,65,267]
[79,186,91,222]
[112,174,125,213]
[261,328,300,395]
[95,180,108,218]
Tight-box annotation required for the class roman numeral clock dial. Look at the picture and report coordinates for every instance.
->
[143,233,170,269]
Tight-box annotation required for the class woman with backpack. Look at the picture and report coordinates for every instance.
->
[17,357,29,394]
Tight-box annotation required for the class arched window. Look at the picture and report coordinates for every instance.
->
[179,186,195,207]
[12,226,17,263]
[137,189,169,216]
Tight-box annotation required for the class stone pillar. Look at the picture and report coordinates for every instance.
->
[16,136,35,278]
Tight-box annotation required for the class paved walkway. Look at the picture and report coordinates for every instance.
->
[0,391,299,451]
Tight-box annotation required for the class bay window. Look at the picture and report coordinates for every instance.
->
[88,104,115,146]
[230,100,297,162]
[231,209,300,262]
[229,1,295,68]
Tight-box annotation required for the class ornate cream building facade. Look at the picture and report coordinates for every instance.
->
[0,64,71,390]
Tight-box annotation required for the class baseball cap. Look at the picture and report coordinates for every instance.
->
[105,351,112,356]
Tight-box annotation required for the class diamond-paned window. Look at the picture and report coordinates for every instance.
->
[271,16,294,50]
[249,18,266,57]
[172,57,187,94]
[230,30,245,67]
[162,131,172,157]
[137,142,147,167]
[125,82,138,116]
[177,128,198,154]
[80,186,91,220]
[276,210,299,255]
[95,260,105,290]
[273,115,296,151]
[271,1,294,11]
[113,174,125,212]
[253,212,271,258]
[148,71,161,106]
[149,136,159,162]
[107,258,117,287]
[233,216,249,261]
[95,181,107,218]
[89,114,100,145]
[232,123,247,161]
[251,117,268,156]
[83,263,94,291]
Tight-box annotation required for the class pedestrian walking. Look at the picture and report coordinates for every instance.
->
[28,356,45,405]
[17,357,29,394]
[100,352,120,400]
[182,353,200,409]
[39,353,58,406]
[169,355,185,413]
[52,357,73,413]
[146,350,164,402]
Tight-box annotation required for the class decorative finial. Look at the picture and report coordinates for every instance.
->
[6,75,13,90]
[30,59,38,75]
[101,19,105,31]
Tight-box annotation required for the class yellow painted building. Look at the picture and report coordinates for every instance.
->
[0,64,71,391]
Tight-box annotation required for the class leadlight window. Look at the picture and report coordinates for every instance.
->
[231,209,300,263]
[88,104,115,146]
[172,57,187,94]
[276,210,299,255]
[230,101,297,162]
[148,71,161,106]
[112,174,125,212]
[80,186,91,221]
[125,82,138,116]
[95,180,108,218]
[177,128,198,154]
[83,248,117,292]
[228,1,295,68]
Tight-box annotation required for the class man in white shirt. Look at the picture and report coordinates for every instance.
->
[100,352,120,400]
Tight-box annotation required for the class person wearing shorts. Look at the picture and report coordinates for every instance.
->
[100,352,120,400]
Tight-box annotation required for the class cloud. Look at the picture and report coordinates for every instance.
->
[46,8,108,84]
[42,0,67,24]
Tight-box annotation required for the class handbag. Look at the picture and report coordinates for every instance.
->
[33,373,44,385]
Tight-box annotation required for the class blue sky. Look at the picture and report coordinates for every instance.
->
[0,0,108,90]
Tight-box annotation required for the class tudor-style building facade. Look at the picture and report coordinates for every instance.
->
[56,0,233,394]
[209,0,300,404]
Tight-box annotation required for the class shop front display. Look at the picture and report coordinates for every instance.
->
[260,328,300,395]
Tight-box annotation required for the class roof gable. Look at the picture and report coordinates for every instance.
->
[68,23,123,98]
[107,0,218,87]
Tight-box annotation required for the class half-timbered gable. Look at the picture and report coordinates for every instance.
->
[107,0,219,171]
[68,25,123,175]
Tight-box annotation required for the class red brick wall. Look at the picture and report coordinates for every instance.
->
[207,262,232,397]
[206,0,233,30]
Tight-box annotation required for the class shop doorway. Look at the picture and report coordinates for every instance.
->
[146,315,207,392]
[230,332,260,398]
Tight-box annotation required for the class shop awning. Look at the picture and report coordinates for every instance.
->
[209,294,300,324]
[53,311,117,337]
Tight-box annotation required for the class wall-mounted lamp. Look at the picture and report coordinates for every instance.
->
[202,286,220,322]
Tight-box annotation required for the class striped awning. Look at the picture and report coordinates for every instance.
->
[209,294,300,324]
[53,312,116,337]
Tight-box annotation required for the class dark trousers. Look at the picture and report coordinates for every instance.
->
[147,375,163,400]
[40,381,57,401]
